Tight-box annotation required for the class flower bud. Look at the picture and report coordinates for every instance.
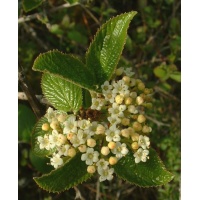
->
[132,122,142,131]
[130,78,136,87]
[68,148,76,157]
[142,125,152,134]
[121,129,130,138]
[144,88,151,95]
[50,121,60,130]
[87,138,96,147]
[58,134,67,144]
[137,82,145,91]
[121,118,130,126]
[108,141,116,149]
[101,146,110,156]
[67,132,74,140]
[42,123,50,131]
[57,113,67,122]
[131,133,139,141]
[78,144,87,153]
[87,165,96,174]
[115,95,124,104]
[124,97,133,105]
[128,105,137,114]
[109,157,118,165]
[137,114,146,123]
[122,76,131,84]
[115,67,124,76]
[136,96,144,105]
[131,142,139,150]
[96,124,105,134]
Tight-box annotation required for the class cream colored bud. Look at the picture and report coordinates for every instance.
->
[144,88,151,95]
[131,142,139,150]
[137,114,146,123]
[122,76,131,84]
[136,96,144,105]
[87,138,96,147]
[115,95,124,104]
[137,82,145,91]
[128,105,137,113]
[50,121,60,130]
[121,118,130,126]
[67,132,74,140]
[87,165,96,174]
[144,103,153,109]
[68,148,76,157]
[42,123,50,131]
[130,78,136,87]
[57,114,67,122]
[109,156,118,165]
[101,146,110,156]
[96,124,105,134]
[108,141,116,149]
[115,67,124,76]
[127,127,134,135]
[132,121,142,131]
[124,97,133,105]
[130,92,137,99]
[78,144,87,153]
[121,129,130,138]
[58,134,67,144]
[142,125,151,134]
[131,133,139,141]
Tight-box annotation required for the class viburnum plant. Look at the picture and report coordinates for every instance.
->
[31,11,174,193]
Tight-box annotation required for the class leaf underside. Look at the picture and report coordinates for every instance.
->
[23,0,43,12]
[42,73,82,113]
[114,148,174,187]
[34,153,93,193]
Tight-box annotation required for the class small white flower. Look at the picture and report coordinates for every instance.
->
[63,115,77,134]
[49,130,63,148]
[81,148,99,165]
[134,148,149,163]
[96,158,109,172]
[124,67,135,77]
[104,92,116,104]
[112,80,128,95]
[91,98,105,110]
[38,135,50,150]
[107,115,121,125]
[70,131,85,148]
[111,142,129,158]
[105,125,121,142]
[50,154,63,168]
[88,121,98,135]
[78,119,91,130]
[108,103,125,118]
[128,105,138,114]
[45,107,56,123]
[101,81,113,93]
[57,144,71,156]
[138,135,150,149]
[98,167,114,182]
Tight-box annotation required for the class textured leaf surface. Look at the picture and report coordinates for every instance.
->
[34,153,92,192]
[33,50,97,91]
[32,117,54,157]
[86,11,137,87]
[114,148,174,187]
[42,73,82,112]
[23,0,43,12]
[18,104,36,143]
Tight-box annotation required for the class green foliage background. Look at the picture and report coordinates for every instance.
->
[18,0,180,199]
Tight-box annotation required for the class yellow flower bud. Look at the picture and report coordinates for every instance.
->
[115,95,124,104]
[67,132,74,140]
[137,114,146,123]
[122,76,131,84]
[78,144,87,153]
[121,118,130,126]
[96,124,105,134]
[142,125,152,134]
[132,121,142,131]
[42,123,50,131]
[137,82,145,91]
[50,121,60,130]
[121,129,130,138]
[57,113,67,122]
[101,146,110,156]
[87,138,96,147]
[87,165,96,174]
[108,141,116,149]
[115,67,124,76]
[131,133,139,141]
[124,97,133,105]
[68,148,76,157]
[136,96,144,105]
[58,134,67,144]
[131,142,139,150]
[109,156,118,165]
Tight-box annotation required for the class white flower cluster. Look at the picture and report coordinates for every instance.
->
[37,67,153,182]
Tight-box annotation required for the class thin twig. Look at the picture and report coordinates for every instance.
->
[145,115,170,127]
[74,186,85,200]
[18,65,44,119]
[18,92,49,105]
[95,179,100,200]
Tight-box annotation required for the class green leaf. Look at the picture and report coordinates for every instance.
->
[114,148,174,187]
[169,71,181,82]
[42,73,82,112]
[29,150,54,174]
[18,104,36,143]
[153,65,169,81]
[32,117,54,157]
[23,0,43,12]
[86,11,137,87]
[34,153,92,192]
[33,50,97,91]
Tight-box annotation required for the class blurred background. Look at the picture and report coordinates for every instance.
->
[18,0,181,199]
